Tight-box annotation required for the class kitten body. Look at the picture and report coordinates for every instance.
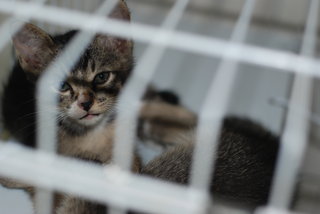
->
[56,197,106,214]
[137,91,279,208]
[141,117,279,208]
[138,89,197,148]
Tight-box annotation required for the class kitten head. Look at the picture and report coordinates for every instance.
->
[12,1,133,135]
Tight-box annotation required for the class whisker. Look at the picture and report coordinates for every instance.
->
[14,108,59,121]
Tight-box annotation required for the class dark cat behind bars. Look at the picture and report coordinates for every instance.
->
[137,90,279,206]
[137,91,279,207]
[141,116,279,209]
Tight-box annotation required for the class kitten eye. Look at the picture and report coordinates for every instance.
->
[60,82,71,92]
[93,72,110,85]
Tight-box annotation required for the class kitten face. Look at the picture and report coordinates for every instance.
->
[12,1,133,135]
[58,58,123,128]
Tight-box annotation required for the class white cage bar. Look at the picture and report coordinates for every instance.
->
[0,1,319,76]
[191,0,255,192]
[267,0,319,210]
[0,142,207,214]
[111,1,191,211]
[113,0,190,172]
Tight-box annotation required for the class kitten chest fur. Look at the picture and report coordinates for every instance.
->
[58,122,115,163]
[58,121,140,172]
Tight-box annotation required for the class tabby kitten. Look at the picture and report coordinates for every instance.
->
[2,3,132,149]
[1,0,140,211]
[2,1,132,156]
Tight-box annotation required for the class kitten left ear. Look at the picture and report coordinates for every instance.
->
[12,23,57,81]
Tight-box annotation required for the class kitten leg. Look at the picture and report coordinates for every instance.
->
[138,102,196,148]
[56,196,107,214]
[0,177,33,191]
[140,121,194,147]
[139,102,197,127]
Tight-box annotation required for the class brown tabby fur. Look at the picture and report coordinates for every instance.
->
[0,0,141,213]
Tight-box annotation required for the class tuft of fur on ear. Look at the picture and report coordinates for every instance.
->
[12,23,57,81]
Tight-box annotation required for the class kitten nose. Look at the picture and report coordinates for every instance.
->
[80,101,93,112]
[77,92,93,111]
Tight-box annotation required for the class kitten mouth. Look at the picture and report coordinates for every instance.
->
[79,113,100,120]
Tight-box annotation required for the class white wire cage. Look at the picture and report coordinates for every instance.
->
[0,0,319,214]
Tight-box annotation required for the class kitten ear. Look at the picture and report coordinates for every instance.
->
[94,0,132,52]
[92,0,133,70]
[93,34,133,56]
[109,0,131,21]
[12,23,57,80]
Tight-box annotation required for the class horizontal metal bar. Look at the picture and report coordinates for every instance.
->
[0,1,319,77]
[0,142,208,214]
[256,206,303,214]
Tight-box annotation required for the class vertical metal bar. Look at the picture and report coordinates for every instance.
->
[34,189,54,214]
[190,0,256,191]
[35,1,119,213]
[113,0,190,171]
[111,1,190,213]
[268,0,318,210]
[0,1,50,214]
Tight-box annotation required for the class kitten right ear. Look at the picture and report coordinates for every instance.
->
[12,23,57,81]
[109,0,131,21]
